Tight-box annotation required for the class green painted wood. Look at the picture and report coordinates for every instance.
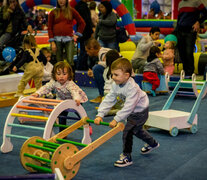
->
[24,153,51,163]
[25,163,52,173]
[56,138,88,147]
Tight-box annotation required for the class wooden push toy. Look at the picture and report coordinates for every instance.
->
[20,117,124,180]
[1,96,91,153]
[168,71,207,97]
[142,74,169,95]
[144,71,207,136]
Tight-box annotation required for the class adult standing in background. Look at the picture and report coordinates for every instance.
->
[176,0,207,76]
[94,1,118,50]
[48,0,85,73]
[75,0,93,70]
[0,0,32,51]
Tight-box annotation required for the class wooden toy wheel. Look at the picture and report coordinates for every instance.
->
[169,127,179,137]
[51,143,80,180]
[20,136,50,172]
[190,124,198,134]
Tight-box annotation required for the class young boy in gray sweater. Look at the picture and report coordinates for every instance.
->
[94,58,159,167]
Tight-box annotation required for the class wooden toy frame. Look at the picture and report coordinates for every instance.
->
[1,96,91,153]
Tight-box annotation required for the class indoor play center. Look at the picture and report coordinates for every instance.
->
[0,0,207,179]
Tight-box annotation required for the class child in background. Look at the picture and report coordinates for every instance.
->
[94,58,159,167]
[102,49,122,115]
[131,27,161,74]
[41,47,53,85]
[103,49,120,94]
[13,35,47,97]
[143,46,164,96]
[198,22,207,39]
[32,61,88,131]
[89,1,98,31]
[162,41,175,75]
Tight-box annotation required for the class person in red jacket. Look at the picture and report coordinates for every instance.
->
[48,0,85,72]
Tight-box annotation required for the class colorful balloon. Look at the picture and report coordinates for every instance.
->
[164,34,177,45]
[2,47,16,62]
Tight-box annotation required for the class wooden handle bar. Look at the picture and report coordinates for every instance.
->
[86,119,109,126]
[48,117,89,143]
[64,122,125,170]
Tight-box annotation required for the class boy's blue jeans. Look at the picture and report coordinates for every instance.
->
[123,108,157,155]
[92,64,105,97]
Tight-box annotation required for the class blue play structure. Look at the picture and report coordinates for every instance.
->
[142,74,169,96]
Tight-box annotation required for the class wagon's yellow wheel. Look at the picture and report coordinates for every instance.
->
[51,143,80,180]
[20,136,50,172]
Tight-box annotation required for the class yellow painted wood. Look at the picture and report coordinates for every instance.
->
[48,117,87,143]
[63,122,125,170]
[11,113,48,120]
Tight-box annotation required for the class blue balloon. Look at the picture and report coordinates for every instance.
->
[2,47,16,62]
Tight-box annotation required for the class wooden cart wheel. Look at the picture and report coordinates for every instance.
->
[20,136,50,172]
[51,143,80,180]
[190,124,198,134]
[169,127,179,137]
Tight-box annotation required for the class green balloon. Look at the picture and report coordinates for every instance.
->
[164,34,177,45]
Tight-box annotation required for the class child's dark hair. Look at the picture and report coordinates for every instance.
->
[111,58,132,76]
[41,47,51,54]
[150,27,160,34]
[52,61,73,81]
[147,46,161,62]
[105,50,120,79]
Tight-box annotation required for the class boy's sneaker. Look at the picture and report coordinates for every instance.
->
[141,142,160,154]
[114,153,133,167]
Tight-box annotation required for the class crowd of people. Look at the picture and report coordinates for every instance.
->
[0,0,207,169]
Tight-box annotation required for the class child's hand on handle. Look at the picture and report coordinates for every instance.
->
[75,100,81,106]
[31,93,39,97]
[94,116,103,125]
[109,120,117,128]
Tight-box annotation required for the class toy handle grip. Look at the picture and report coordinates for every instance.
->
[86,119,109,126]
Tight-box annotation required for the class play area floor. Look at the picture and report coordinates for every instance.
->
[0,86,207,180]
